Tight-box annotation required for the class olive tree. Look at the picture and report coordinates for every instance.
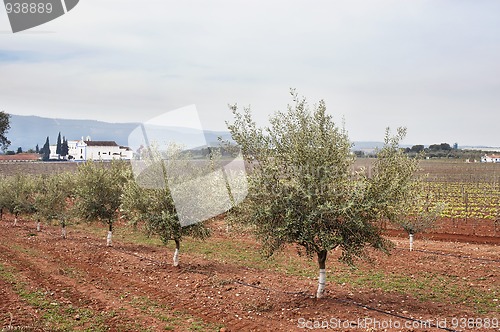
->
[34,173,74,237]
[0,176,8,220]
[393,190,445,251]
[371,147,445,251]
[226,91,422,298]
[121,179,211,266]
[121,146,211,266]
[1,174,35,226]
[73,160,131,246]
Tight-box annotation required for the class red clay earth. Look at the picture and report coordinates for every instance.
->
[1,216,498,332]
[384,217,500,245]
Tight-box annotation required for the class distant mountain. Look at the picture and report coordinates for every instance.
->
[351,141,385,150]
[8,115,233,151]
[7,114,415,153]
[460,146,500,152]
[8,115,138,150]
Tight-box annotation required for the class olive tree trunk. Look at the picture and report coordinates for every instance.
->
[61,219,67,239]
[316,250,327,298]
[173,239,180,267]
[107,222,113,247]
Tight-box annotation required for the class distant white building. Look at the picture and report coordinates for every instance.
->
[49,145,59,160]
[481,154,500,163]
[51,136,133,161]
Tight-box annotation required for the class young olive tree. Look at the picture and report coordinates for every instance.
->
[2,174,35,226]
[0,176,8,220]
[73,160,131,246]
[393,190,445,251]
[34,173,74,237]
[121,146,211,266]
[23,175,42,231]
[226,91,422,298]
[370,144,445,251]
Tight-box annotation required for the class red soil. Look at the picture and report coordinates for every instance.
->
[1,216,498,331]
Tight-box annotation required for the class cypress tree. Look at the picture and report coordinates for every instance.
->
[42,137,50,161]
[61,137,69,159]
[56,132,62,159]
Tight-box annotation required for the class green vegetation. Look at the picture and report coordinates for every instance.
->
[0,93,498,328]
[427,181,500,221]
[226,90,424,297]
[120,146,211,267]
[0,110,11,152]
[403,142,496,160]
[34,172,75,237]
[0,173,36,225]
[73,160,132,246]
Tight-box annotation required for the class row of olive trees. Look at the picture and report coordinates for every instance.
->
[0,172,74,235]
[0,159,210,266]
[0,91,439,298]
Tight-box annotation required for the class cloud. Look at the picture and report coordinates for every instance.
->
[1,0,500,146]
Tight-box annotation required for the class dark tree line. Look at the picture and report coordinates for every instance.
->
[403,142,487,160]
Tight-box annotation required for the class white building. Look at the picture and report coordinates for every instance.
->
[52,137,133,161]
[49,145,60,160]
[480,154,500,163]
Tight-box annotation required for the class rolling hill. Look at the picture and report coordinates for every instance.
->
[7,115,233,151]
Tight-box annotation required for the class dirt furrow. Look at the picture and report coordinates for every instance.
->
[2,218,497,331]
[0,223,282,330]
[0,240,171,331]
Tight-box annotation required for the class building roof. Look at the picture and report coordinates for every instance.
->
[84,141,119,147]
[485,154,500,158]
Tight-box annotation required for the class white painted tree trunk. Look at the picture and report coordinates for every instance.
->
[409,233,414,251]
[61,226,67,239]
[173,248,179,267]
[36,221,41,232]
[13,216,17,226]
[316,269,326,298]
[106,231,113,247]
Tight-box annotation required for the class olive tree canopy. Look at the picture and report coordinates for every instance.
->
[120,145,212,267]
[73,160,131,246]
[226,90,422,298]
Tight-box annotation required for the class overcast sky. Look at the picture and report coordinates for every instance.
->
[1,0,499,146]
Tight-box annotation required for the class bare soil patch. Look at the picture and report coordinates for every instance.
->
[0,216,498,331]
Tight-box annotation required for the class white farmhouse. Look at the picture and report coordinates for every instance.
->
[49,145,59,160]
[480,154,500,163]
[67,137,133,161]
[48,137,133,161]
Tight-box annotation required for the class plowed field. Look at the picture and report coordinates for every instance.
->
[1,216,498,331]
